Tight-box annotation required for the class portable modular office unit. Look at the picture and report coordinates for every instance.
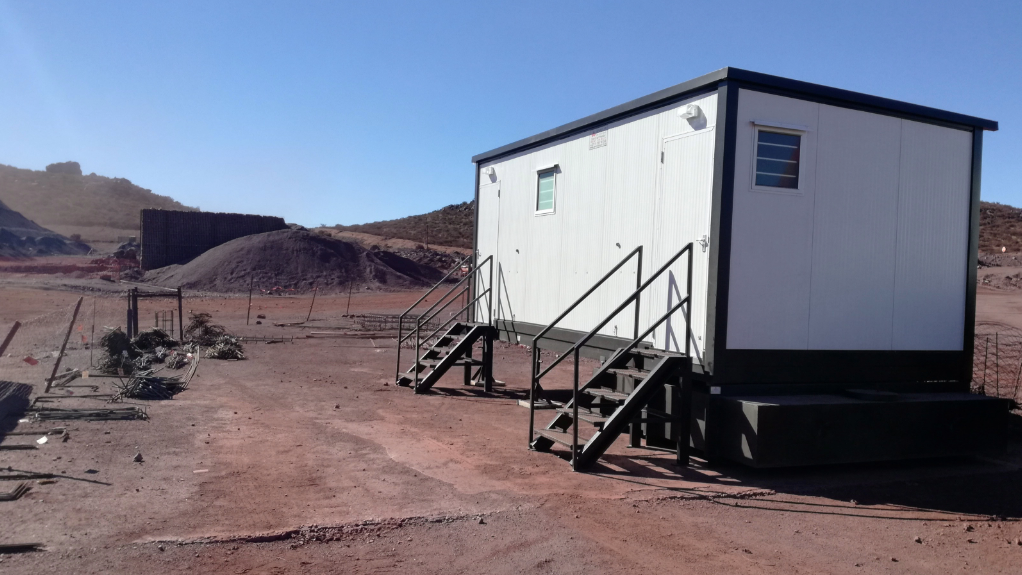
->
[471,67,1007,467]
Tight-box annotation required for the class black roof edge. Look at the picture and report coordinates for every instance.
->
[472,67,998,165]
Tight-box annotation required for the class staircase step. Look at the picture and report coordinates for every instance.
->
[632,348,687,359]
[420,358,484,368]
[556,407,609,427]
[534,428,582,449]
[583,388,629,402]
[606,368,649,379]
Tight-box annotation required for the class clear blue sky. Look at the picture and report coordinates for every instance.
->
[0,0,1018,227]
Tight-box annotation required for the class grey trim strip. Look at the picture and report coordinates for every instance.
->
[709,380,967,396]
[472,67,997,165]
[704,81,740,376]
[714,350,967,386]
[963,129,983,383]
[470,164,481,322]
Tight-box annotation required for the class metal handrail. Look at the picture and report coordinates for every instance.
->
[401,267,478,343]
[530,247,643,398]
[419,289,490,344]
[413,287,492,391]
[534,244,688,382]
[531,246,643,350]
[402,285,469,344]
[395,253,473,380]
[568,295,690,469]
[395,255,493,384]
[412,250,492,341]
[530,242,694,456]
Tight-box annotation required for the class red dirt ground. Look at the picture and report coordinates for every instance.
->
[0,281,1020,574]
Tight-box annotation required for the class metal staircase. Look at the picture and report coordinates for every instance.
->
[529,244,695,471]
[394,255,495,394]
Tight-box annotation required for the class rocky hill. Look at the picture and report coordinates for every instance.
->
[333,201,474,249]
[980,201,1022,254]
[0,162,196,241]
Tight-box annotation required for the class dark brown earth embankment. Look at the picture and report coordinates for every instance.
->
[143,229,443,293]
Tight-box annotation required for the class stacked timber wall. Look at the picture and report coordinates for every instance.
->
[140,209,288,270]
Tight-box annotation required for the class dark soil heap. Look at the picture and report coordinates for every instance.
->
[0,198,90,258]
[143,229,443,292]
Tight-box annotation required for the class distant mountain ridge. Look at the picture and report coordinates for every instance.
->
[332,198,1022,254]
[332,201,474,249]
[0,162,196,238]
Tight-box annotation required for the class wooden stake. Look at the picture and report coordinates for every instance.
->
[46,297,83,393]
[306,287,318,322]
[177,287,184,341]
[983,337,989,394]
[89,298,96,368]
[0,321,21,357]
[346,281,353,316]
[246,277,254,325]
[995,332,1000,397]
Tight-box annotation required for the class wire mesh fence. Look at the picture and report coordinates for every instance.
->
[1,300,88,386]
[972,322,1022,404]
[0,295,155,387]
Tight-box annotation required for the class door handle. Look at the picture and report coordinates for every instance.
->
[697,235,709,253]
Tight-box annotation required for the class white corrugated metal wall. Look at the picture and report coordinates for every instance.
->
[726,89,972,351]
[476,93,719,356]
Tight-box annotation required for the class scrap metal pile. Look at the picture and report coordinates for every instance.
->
[185,312,245,360]
[97,327,188,375]
[96,312,244,377]
[112,357,198,401]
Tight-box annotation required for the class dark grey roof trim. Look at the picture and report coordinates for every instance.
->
[472,67,998,164]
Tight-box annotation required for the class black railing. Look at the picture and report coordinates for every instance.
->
[394,255,493,385]
[527,247,643,437]
[529,243,694,468]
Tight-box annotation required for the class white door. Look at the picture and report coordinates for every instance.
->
[475,180,500,323]
[648,128,715,362]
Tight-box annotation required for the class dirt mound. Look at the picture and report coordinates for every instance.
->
[0,198,90,258]
[143,229,443,293]
[979,252,1022,268]
[332,200,474,249]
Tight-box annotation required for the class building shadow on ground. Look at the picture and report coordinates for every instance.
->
[0,380,33,440]
[537,412,1022,521]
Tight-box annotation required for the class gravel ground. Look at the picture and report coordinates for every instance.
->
[0,285,1020,574]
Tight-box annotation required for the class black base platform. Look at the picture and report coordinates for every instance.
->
[702,392,1009,468]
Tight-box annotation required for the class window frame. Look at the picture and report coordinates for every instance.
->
[750,124,805,195]
[535,166,557,215]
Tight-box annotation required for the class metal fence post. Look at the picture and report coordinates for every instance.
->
[177,287,184,341]
[572,347,580,472]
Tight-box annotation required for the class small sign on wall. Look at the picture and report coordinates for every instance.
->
[589,130,608,150]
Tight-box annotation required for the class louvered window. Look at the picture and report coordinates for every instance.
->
[755,130,801,189]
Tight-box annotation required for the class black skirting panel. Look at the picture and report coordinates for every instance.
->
[493,319,632,361]
[714,349,966,386]
[709,392,1008,467]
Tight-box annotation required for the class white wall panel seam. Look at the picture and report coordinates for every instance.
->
[805,103,822,349]
[889,120,905,347]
